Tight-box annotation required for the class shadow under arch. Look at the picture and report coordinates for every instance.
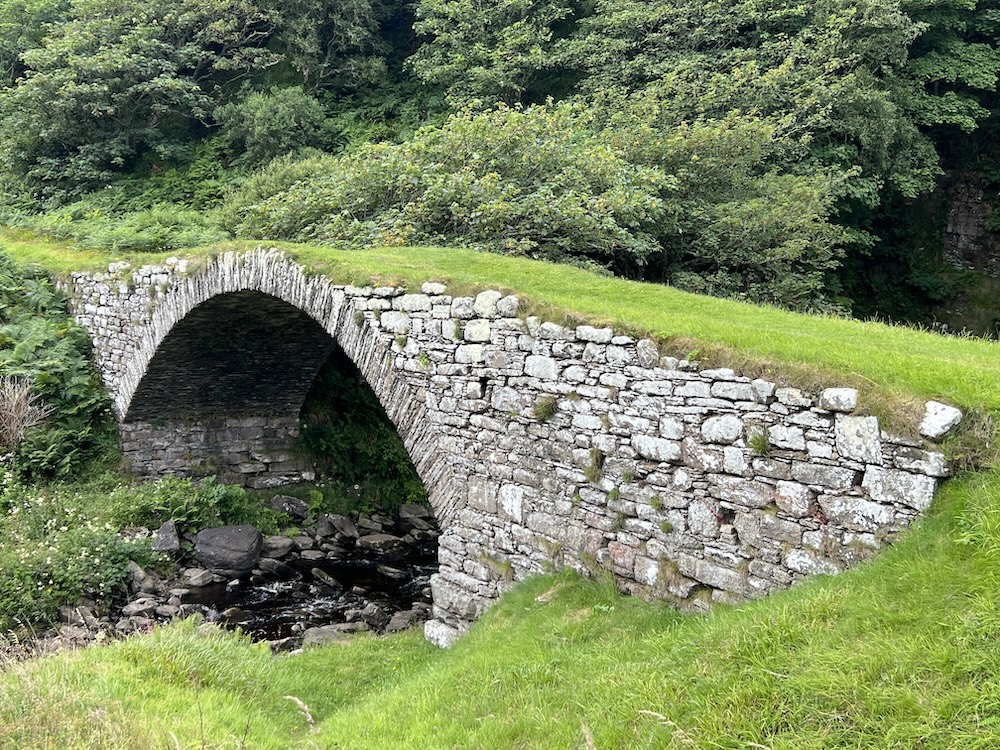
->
[116,250,463,528]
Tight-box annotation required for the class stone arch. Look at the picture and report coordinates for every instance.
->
[115,249,464,526]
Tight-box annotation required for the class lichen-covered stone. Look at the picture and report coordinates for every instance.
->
[835,415,882,464]
[819,387,858,412]
[919,401,963,439]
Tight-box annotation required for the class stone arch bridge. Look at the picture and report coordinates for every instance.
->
[65,248,952,646]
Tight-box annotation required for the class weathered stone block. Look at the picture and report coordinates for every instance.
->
[632,435,682,463]
[395,293,432,312]
[792,462,858,490]
[702,415,743,444]
[819,387,858,412]
[463,319,492,342]
[774,481,814,517]
[576,325,613,343]
[526,355,559,380]
[768,424,806,451]
[835,415,882,464]
[862,467,937,511]
[919,401,963,439]
[473,290,503,318]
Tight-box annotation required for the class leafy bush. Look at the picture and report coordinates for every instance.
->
[0,469,159,630]
[0,251,116,479]
[108,476,286,536]
[216,87,334,170]
[4,202,230,253]
[298,349,427,511]
[223,102,673,277]
[222,101,848,309]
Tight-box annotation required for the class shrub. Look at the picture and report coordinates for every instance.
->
[0,251,116,479]
[108,476,285,536]
[222,102,672,277]
[298,349,427,511]
[0,469,159,629]
[216,87,334,170]
[5,202,230,253]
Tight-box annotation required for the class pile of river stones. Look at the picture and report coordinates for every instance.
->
[41,495,439,654]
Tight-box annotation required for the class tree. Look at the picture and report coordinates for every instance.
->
[0,0,283,198]
[410,0,576,106]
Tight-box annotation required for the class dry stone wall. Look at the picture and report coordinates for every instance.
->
[64,248,954,647]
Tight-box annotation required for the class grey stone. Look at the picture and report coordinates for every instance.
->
[473,290,503,318]
[357,533,409,561]
[702,415,743,444]
[194,526,263,573]
[632,436,682,463]
[835,415,882,464]
[261,535,295,558]
[768,424,806,451]
[151,520,181,553]
[774,481,814,517]
[421,281,447,295]
[302,621,370,647]
[576,325,614,343]
[819,387,858,412]
[497,295,520,317]
[396,294,432,312]
[463,319,492,342]
[525,355,559,380]
[919,401,963,439]
[181,568,225,588]
[636,339,659,367]
[268,495,310,519]
[862,467,937,511]
[425,619,463,648]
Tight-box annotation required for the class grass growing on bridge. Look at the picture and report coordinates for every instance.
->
[6,231,1000,430]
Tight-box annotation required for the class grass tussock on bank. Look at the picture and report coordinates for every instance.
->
[1,468,999,749]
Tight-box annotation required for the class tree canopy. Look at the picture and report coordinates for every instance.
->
[0,0,998,319]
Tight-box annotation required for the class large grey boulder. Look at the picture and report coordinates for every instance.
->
[194,525,263,574]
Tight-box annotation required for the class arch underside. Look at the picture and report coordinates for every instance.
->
[121,290,337,487]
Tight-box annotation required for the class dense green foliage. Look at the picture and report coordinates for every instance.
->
[107,475,286,535]
[0,0,998,317]
[299,349,426,510]
[0,249,114,478]
[0,472,158,630]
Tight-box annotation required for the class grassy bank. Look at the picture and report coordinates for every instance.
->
[3,231,1000,747]
[2,466,999,748]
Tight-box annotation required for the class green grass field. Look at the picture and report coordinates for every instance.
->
[3,233,1000,749]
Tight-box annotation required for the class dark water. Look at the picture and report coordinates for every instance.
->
[186,552,437,641]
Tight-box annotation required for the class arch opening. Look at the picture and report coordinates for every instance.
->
[118,286,440,641]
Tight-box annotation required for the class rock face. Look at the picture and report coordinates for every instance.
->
[66,249,957,645]
[194,526,263,573]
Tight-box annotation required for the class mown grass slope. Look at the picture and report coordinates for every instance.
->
[1,234,999,749]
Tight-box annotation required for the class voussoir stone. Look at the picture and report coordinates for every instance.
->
[194,525,263,573]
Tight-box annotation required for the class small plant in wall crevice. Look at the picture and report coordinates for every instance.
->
[533,395,559,422]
